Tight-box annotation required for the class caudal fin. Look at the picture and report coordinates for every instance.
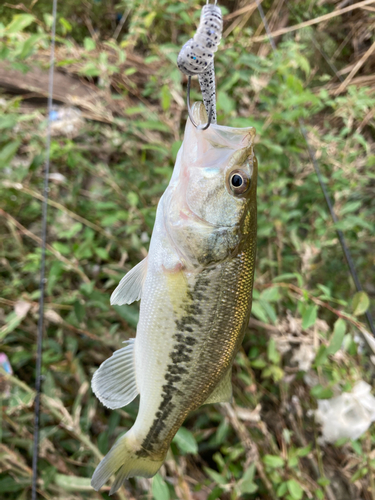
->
[91,430,164,495]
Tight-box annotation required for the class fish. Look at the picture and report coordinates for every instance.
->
[91,102,257,494]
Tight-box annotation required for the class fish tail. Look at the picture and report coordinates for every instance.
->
[91,430,164,495]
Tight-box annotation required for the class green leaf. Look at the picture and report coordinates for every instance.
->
[203,467,228,484]
[314,345,328,366]
[350,439,363,456]
[302,304,318,330]
[54,474,93,491]
[310,384,333,399]
[204,467,227,485]
[0,476,30,492]
[241,462,256,483]
[263,454,284,468]
[0,116,17,129]
[74,301,85,323]
[160,84,171,111]
[95,247,109,260]
[326,319,346,355]
[43,13,54,28]
[0,140,21,165]
[6,14,35,33]
[133,120,170,132]
[277,482,288,496]
[260,286,280,302]
[17,33,45,59]
[315,488,325,499]
[287,479,304,500]
[273,273,303,286]
[260,299,277,324]
[250,358,266,369]
[251,300,268,323]
[84,37,96,51]
[207,486,224,500]
[127,192,139,207]
[59,17,72,33]
[317,477,330,487]
[340,201,362,215]
[239,479,258,494]
[296,444,312,457]
[52,242,70,255]
[351,291,370,316]
[152,473,170,500]
[80,62,100,76]
[171,140,182,160]
[144,11,157,28]
[172,427,198,455]
[267,338,280,364]
[0,312,24,340]
[112,305,139,328]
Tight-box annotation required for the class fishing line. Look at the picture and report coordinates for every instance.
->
[32,0,58,498]
[255,0,375,336]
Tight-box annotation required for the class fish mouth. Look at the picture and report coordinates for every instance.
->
[178,208,237,229]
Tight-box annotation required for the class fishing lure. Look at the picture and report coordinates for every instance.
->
[91,3,257,494]
[177,1,223,126]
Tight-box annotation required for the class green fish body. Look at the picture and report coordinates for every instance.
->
[91,103,257,494]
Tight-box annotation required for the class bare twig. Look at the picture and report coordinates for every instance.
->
[0,368,129,500]
[2,181,116,241]
[334,40,375,94]
[113,8,131,40]
[251,0,375,42]
[0,208,90,283]
[220,403,278,500]
[224,1,257,20]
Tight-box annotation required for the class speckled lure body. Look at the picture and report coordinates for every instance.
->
[177,3,223,123]
[91,104,257,494]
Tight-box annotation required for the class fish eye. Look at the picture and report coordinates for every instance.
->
[228,169,251,196]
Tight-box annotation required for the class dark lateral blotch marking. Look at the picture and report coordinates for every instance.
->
[138,273,213,456]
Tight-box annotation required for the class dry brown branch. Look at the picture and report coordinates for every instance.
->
[224,2,259,39]
[262,282,374,344]
[224,1,257,21]
[0,62,116,123]
[2,181,116,241]
[0,368,129,500]
[334,40,375,94]
[220,403,278,500]
[0,208,90,283]
[251,0,375,42]
[321,74,375,93]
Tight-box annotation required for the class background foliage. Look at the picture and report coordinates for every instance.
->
[0,0,375,498]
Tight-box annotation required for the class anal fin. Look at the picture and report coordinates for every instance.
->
[91,339,138,409]
[203,367,233,405]
[110,257,148,305]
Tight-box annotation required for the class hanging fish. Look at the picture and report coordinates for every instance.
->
[91,103,257,494]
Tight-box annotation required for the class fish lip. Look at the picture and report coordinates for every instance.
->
[178,208,236,229]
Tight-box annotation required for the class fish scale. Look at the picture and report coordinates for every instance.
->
[91,103,257,494]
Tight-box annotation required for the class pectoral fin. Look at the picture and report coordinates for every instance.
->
[91,339,138,409]
[110,257,148,305]
[203,367,233,405]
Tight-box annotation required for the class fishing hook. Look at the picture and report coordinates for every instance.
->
[187,76,213,130]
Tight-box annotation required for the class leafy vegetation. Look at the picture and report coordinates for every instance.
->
[0,0,375,499]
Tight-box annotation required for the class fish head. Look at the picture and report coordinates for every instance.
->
[165,102,257,269]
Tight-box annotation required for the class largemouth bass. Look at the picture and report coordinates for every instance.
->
[91,103,257,494]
